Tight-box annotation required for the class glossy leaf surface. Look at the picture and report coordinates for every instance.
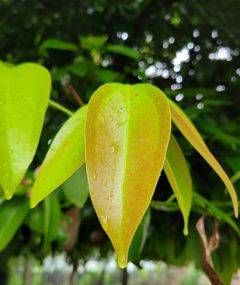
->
[86,83,171,268]
[169,100,238,217]
[0,62,51,199]
[0,198,29,251]
[164,135,192,235]
[31,106,88,208]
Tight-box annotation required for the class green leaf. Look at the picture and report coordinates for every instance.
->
[193,193,240,236]
[231,171,240,185]
[198,118,240,149]
[169,99,239,217]
[0,61,51,199]
[106,44,141,61]
[94,67,122,83]
[44,195,61,245]
[164,135,192,235]
[31,106,88,208]
[39,38,78,54]
[128,209,151,263]
[216,237,239,285]
[68,61,88,77]
[226,157,240,173]
[51,60,88,82]
[25,206,44,234]
[0,198,29,251]
[51,66,70,81]
[80,35,108,50]
[62,165,89,208]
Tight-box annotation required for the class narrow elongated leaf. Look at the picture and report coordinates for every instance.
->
[164,135,192,235]
[86,83,171,268]
[169,100,238,217]
[0,198,29,250]
[231,171,240,185]
[62,164,89,207]
[39,38,78,53]
[193,193,240,236]
[0,62,51,199]
[106,44,141,61]
[31,106,88,208]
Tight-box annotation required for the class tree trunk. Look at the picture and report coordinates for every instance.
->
[97,267,105,285]
[22,257,31,285]
[69,268,75,285]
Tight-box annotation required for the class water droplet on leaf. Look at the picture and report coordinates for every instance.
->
[101,215,109,231]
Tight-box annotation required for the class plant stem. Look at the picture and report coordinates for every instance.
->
[48,99,74,116]
[66,83,85,106]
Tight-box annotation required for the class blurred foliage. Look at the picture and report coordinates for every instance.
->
[0,0,240,284]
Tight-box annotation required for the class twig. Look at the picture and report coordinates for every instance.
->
[66,83,85,107]
[196,216,224,285]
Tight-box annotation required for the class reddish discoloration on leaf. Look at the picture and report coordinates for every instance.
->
[86,83,171,268]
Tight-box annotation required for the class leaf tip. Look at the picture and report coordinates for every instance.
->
[117,253,128,269]
[30,198,38,209]
[4,190,13,200]
[183,225,189,236]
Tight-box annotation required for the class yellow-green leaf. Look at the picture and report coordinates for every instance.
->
[169,99,238,217]
[85,83,171,268]
[164,135,192,235]
[31,106,88,208]
[0,62,51,199]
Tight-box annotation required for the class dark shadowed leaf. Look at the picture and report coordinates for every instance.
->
[39,38,78,54]
[107,44,141,61]
[44,195,61,245]
[0,198,29,251]
[128,209,151,263]
[62,165,89,208]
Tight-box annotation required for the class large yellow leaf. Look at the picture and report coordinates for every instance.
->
[169,100,238,217]
[31,106,88,208]
[164,135,192,235]
[0,62,51,199]
[85,83,171,268]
